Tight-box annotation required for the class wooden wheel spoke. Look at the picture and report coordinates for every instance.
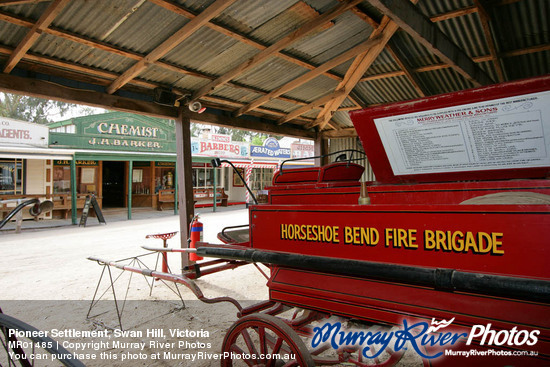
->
[222,313,314,367]
[241,328,260,361]
[228,344,256,367]
[271,335,284,355]
[258,326,267,357]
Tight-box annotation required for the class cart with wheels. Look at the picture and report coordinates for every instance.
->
[92,77,550,366]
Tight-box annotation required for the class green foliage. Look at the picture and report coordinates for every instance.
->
[191,123,278,143]
[0,92,91,124]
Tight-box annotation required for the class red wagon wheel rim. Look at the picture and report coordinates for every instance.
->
[222,313,315,367]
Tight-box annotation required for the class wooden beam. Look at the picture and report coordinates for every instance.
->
[0,0,49,6]
[321,128,358,138]
[367,0,494,87]
[201,95,314,124]
[150,0,343,82]
[175,109,194,268]
[473,0,505,82]
[308,0,419,130]
[3,0,69,73]
[234,36,383,117]
[429,6,477,22]
[0,73,178,118]
[314,134,330,166]
[190,0,363,102]
[386,42,427,97]
[0,10,314,107]
[181,109,316,140]
[106,0,236,94]
[0,45,160,90]
[277,89,346,125]
[312,14,405,129]
[502,43,550,57]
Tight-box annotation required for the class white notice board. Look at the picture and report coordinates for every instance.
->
[374,91,550,175]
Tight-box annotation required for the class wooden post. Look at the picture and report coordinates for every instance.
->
[128,160,133,220]
[175,109,195,270]
[173,164,178,215]
[314,133,329,167]
[70,159,77,225]
[213,167,217,212]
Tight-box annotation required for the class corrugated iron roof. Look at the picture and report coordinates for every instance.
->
[0,0,547,136]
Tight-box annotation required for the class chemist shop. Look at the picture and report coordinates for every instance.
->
[46,112,313,215]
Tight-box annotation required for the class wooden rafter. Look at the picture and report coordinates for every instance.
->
[190,0,363,102]
[0,0,49,6]
[234,36,383,118]
[149,0,344,82]
[311,0,420,130]
[2,0,69,73]
[106,0,237,94]
[473,0,505,82]
[367,0,494,87]
[386,42,427,97]
[200,95,315,124]
[430,6,477,22]
[0,10,316,108]
[276,89,346,125]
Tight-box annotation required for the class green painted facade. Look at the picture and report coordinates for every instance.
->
[49,112,177,159]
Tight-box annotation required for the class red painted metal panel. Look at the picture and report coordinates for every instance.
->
[269,267,550,365]
[250,204,550,278]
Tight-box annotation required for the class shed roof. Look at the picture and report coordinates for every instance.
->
[0,0,548,138]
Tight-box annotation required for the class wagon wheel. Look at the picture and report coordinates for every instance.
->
[222,313,315,367]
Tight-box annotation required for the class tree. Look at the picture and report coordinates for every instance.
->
[191,123,277,144]
[0,92,96,124]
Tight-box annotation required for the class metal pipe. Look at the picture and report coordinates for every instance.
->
[87,256,243,311]
[196,246,550,304]
[0,198,39,229]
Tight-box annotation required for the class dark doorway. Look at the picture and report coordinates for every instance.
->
[102,161,125,207]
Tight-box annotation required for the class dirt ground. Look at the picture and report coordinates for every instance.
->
[0,208,421,366]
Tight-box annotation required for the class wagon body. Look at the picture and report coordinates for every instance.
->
[238,76,550,365]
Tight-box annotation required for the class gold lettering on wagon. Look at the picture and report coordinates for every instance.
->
[279,223,504,255]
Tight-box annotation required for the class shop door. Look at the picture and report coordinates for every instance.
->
[102,161,125,207]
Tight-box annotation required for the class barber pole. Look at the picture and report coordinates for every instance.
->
[245,160,253,205]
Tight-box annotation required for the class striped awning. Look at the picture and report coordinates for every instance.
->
[221,162,278,169]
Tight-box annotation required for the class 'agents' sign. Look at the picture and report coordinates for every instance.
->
[0,117,48,146]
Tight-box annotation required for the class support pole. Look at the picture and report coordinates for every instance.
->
[175,109,195,270]
[128,160,132,220]
[314,133,329,167]
[173,164,178,215]
[70,158,77,225]
[213,167,217,212]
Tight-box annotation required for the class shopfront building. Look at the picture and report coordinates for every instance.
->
[1,117,74,220]
[48,113,178,215]
[3,112,313,221]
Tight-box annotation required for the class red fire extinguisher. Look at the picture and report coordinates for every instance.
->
[189,215,204,261]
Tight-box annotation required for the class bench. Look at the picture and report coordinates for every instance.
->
[157,189,175,211]
[193,187,228,207]
[50,194,96,219]
[1,194,57,220]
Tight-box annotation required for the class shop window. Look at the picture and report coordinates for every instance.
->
[132,167,152,194]
[155,167,175,193]
[192,167,219,189]
[53,166,71,193]
[251,168,274,191]
[53,162,100,194]
[0,159,23,194]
